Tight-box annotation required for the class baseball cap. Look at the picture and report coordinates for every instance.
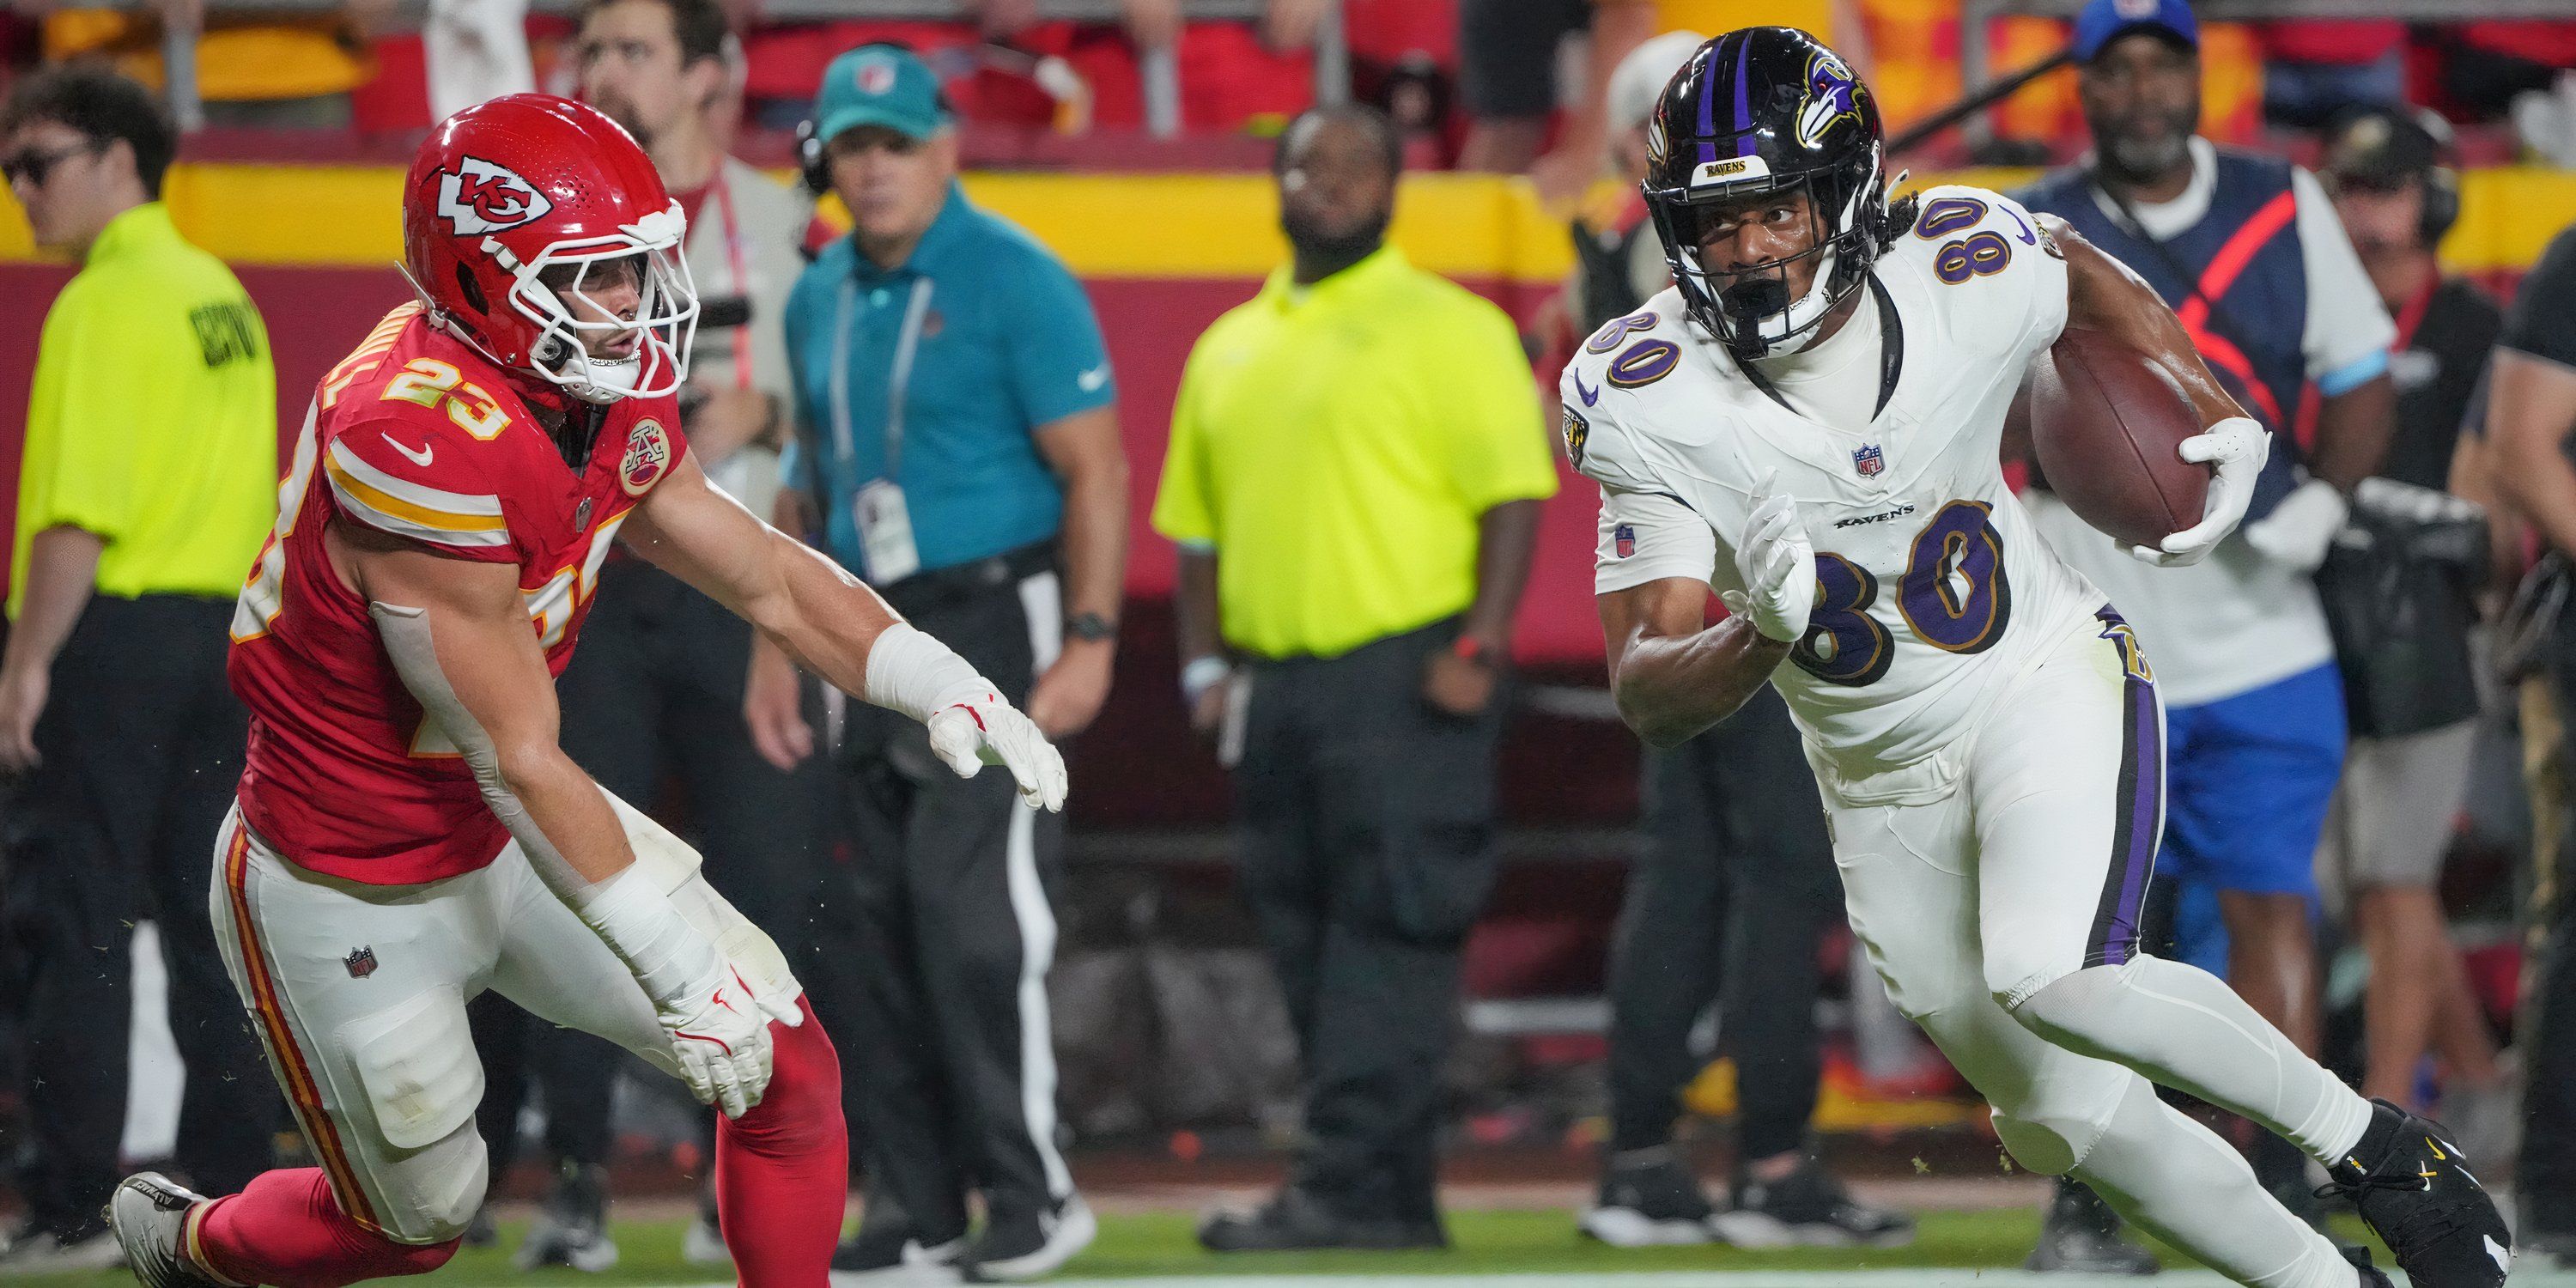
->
[814,45,949,145]
[2319,106,2449,191]
[2073,0,2200,64]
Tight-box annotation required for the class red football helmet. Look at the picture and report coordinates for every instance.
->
[402,94,697,404]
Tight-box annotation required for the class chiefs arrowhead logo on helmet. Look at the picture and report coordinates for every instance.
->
[435,156,555,235]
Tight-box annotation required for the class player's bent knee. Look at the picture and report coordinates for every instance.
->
[2001,963,2127,1051]
[1990,1110,2086,1176]
[1984,948,2082,1016]
[1990,1079,2128,1176]
[340,985,492,1243]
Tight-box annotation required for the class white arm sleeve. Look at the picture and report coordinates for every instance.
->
[2292,167,2398,391]
[1595,486,1718,595]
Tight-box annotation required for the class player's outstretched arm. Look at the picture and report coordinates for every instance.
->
[623,455,1068,811]
[333,520,786,1118]
[2050,215,2271,567]
[1600,575,1792,749]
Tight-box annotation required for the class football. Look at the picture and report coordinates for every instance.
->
[2028,327,2212,551]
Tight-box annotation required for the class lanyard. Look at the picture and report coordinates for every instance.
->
[825,273,935,482]
[2391,275,2436,354]
[708,169,753,392]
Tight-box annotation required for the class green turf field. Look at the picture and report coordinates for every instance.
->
[5,1207,2515,1288]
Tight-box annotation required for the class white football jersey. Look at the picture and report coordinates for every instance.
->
[1568,185,2108,781]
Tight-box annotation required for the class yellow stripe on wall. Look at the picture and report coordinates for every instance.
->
[2,162,2568,278]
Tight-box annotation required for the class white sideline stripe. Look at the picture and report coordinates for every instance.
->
[1014,569,1072,1200]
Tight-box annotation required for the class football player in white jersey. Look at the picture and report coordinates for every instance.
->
[1568,27,2509,1288]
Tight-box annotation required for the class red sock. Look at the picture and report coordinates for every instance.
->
[191,1169,459,1288]
[714,995,848,1288]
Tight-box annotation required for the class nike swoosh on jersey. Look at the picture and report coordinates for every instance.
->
[1572,373,1601,406]
[382,433,435,467]
[1077,364,1110,392]
[325,440,507,548]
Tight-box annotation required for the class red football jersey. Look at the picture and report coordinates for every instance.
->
[229,305,690,884]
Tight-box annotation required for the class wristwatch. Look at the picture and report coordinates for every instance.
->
[1066,611,1118,643]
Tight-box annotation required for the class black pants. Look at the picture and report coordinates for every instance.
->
[1236,620,1508,1227]
[1605,686,1838,1164]
[0,594,270,1236]
[2522,637,2576,1236]
[832,560,1068,1242]
[471,560,837,1176]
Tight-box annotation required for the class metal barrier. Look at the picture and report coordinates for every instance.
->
[140,0,1349,136]
[1959,0,2576,146]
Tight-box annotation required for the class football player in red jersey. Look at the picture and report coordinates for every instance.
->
[99,95,1066,1288]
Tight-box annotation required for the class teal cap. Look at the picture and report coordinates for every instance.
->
[815,45,948,144]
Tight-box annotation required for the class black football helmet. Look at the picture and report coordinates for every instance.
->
[1642,27,1905,360]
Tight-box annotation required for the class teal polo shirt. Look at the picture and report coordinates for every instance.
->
[781,182,1115,579]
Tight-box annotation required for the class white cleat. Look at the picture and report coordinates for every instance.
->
[106,1174,216,1288]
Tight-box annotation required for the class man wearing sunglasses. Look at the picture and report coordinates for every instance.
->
[0,67,279,1272]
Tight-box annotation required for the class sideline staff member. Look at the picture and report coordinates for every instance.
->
[750,43,1126,1285]
[1157,104,1554,1253]
[0,66,276,1271]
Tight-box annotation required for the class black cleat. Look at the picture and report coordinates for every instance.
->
[1710,1158,1914,1249]
[1197,1188,1444,1253]
[1578,1147,1715,1247]
[2344,1243,2396,1288]
[2025,1178,2160,1275]
[2321,1100,2511,1287]
[963,1195,1096,1282]
[514,1161,618,1272]
[107,1174,218,1288]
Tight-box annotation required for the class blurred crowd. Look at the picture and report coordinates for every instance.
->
[10,0,2576,1282]
[7,1,2576,174]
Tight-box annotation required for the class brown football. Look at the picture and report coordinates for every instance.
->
[2029,327,2212,551]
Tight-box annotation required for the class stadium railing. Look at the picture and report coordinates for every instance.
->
[118,0,1349,137]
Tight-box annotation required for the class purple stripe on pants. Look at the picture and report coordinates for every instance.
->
[2102,675,2163,964]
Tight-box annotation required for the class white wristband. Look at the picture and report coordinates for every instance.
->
[579,866,721,1008]
[863,621,996,725]
[1181,655,1231,705]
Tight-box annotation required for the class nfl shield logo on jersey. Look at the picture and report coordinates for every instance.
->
[343,946,378,979]
[1614,523,1637,558]
[1853,443,1886,477]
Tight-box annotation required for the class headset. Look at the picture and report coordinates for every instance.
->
[2322,104,2460,248]
[797,42,957,197]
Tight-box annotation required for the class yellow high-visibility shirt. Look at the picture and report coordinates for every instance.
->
[13,203,277,617]
[1151,247,1557,660]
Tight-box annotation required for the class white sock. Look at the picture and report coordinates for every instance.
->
[2076,1076,2358,1288]
[2014,957,2373,1164]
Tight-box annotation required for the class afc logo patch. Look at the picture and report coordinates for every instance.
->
[1853,443,1885,477]
[622,419,672,495]
[434,156,554,235]
[343,946,379,979]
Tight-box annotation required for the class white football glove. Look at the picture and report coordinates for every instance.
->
[2241,477,2350,574]
[579,870,800,1120]
[927,692,1070,811]
[2128,416,2271,567]
[654,960,802,1120]
[1720,471,1816,643]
